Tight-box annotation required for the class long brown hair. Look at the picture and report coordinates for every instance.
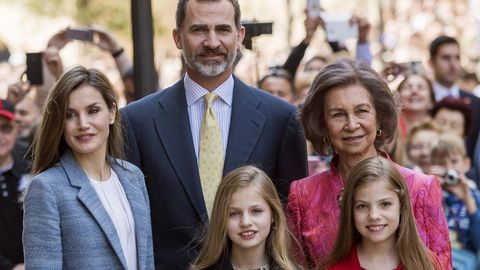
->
[319,157,440,270]
[31,66,123,175]
[190,166,301,270]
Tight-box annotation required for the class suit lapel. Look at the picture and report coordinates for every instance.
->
[224,78,266,174]
[112,161,149,270]
[60,152,128,269]
[152,80,207,222]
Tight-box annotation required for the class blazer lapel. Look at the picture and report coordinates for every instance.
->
[111,161,149,270]
[152,80,207,222]
[60,152,128,269]
[224,78,266,174]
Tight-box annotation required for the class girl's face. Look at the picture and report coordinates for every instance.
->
[399,75,433,113]
[63,85,115,160]
[227,185,272,254]
[353,181,400,248]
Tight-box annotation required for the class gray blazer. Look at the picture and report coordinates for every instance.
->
[23,151,154,269]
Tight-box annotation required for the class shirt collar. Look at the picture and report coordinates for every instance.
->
[433,81,460,101]
[184,72,234,107]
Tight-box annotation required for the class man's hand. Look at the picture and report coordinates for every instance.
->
[303,16,325,44]
[47,29,70,50]
[350,15,371,44]
[7,82,31,105]
[43,47,63,79]
[89,25,122,54]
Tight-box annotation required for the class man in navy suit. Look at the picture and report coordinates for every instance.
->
[122,0,308,268]
[429,35,480,162]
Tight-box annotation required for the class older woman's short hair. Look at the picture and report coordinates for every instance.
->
[300,58,398,155]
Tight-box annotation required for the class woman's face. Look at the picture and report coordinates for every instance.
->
[63,85,115,160]
[324,84,378,160]
[399,75,433,113]
[227,185,272,255]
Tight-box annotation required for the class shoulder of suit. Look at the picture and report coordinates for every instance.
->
[31,163,67,186]
[122,81,182,113]
[461,89,480,102]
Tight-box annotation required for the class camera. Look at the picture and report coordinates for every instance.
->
[443,169,460,185]
[241,21,273,50]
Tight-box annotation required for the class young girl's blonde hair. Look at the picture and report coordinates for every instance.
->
[190,165,301,270]
[319,157,441,270]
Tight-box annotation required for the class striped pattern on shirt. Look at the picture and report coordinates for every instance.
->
[184,73,233,161]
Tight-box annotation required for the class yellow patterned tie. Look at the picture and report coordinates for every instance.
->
[199,92,224,217]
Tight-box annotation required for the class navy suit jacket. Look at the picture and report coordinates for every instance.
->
[122,76,308,269]
[460,90,480,160]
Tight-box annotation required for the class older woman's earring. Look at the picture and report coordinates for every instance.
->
[376,127,383,137]
[323,136,330,144]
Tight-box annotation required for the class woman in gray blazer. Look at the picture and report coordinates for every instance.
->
[23,66,154,269]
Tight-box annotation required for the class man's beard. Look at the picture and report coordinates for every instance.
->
[183,46,236,78]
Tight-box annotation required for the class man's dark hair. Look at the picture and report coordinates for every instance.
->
[429,35,459,59]
[175,0,241,30]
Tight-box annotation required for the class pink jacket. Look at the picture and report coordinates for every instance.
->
[287,156,452,269]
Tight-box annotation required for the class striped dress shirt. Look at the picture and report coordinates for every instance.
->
[184,73,233,162]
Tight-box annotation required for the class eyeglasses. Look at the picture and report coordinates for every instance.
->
[0,123,14,134]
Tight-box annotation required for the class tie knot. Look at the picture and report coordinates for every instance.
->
[204,92,218,108]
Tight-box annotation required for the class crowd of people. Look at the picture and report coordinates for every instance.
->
[1,0,480,269]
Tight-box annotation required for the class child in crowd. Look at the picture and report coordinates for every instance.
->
[320,157,440,270]
[430,133,480,269]
[190,166,301,270]
[406,119,441,173]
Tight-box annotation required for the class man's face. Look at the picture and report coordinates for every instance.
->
[431,43,461,88]
[0,116,17,161]
[173,0,245,82]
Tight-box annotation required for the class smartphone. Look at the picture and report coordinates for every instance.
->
[322,12,358,42]
[26,52,43,85]
[399,61,423,74]
[306,0,321,18]
[66,28,94,42]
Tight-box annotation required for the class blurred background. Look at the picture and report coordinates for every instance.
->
[1,0,480,102]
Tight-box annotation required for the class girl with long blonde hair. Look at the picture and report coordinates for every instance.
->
[191,166,301,270]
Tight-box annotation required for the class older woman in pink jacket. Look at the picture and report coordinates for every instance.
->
[287,59,451,269]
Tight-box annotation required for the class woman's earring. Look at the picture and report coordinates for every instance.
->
[323,136,330,144]
[376,127,383,137]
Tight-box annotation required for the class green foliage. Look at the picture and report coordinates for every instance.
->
[75,0,131,35]
[7,0,132,40]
